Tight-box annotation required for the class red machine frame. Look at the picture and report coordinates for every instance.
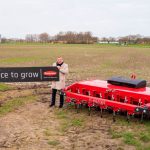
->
[64,80,150,121]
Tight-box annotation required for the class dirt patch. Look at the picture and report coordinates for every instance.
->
[0,84,135,150]
[0,83,50,105]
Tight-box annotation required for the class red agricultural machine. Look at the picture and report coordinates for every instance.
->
[63,76,150,122]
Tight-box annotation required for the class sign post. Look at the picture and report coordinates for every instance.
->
[0,67,59,82]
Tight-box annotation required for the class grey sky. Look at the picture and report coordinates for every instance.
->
[0,0,150,38]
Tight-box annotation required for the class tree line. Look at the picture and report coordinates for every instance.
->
[24,32,98,44]
[100,34,150,44]
[0,32,150,44]
[0,31,98,44]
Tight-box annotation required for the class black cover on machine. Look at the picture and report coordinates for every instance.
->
[107,76,147,88]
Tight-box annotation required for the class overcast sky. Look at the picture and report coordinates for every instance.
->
[0,0,150,38]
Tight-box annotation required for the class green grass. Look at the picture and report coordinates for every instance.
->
[143,146,150,150]
[55,110,69,119]
[127,44,150,48]
[71,118,84,127]
[0,83,12,91]
[1,43,150,149]
[44,128,52,137]
[123,132,140,147]
[55,110,71,132]
[110,130,141,147]
[0,57,36,64]
[139,133,150,143]
[1,42,150,47]
[1,43,150,81]
[55,109,85,133]
[47,140,60,146]
[109,118,150,150]
[55,110,83,126]
[0,95,37,117]
[109,128,123,139]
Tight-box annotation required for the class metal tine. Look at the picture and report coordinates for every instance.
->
[113,110,116,122]
[88,106,91,116]
[76,103,80,113]
[140,112,144,123]
[100,107,103,118]
[127,112,130,123]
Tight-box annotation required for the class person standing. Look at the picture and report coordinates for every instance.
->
[50,57,69,108]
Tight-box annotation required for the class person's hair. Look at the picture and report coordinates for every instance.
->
[57,56,62,59]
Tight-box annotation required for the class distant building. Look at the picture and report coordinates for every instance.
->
[98,41,119,44]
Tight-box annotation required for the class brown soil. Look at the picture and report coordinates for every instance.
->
[0,83,135,150]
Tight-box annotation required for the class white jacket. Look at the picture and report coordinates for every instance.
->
[51,62,69,90]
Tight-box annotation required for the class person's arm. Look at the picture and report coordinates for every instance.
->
[59,64,69,74]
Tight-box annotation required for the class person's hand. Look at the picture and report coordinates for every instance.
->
[57,66,61,70]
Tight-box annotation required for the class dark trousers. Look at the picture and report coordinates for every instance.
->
[50,88,64,107]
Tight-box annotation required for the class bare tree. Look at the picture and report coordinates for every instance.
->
[39,33,49,42]
[55,31,98,44]
[25,34,39,42]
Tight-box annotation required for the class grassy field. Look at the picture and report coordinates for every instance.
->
[0,43,150,82]
[0,43,150,150]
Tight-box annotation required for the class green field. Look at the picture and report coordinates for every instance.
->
[0,43,150,83]
[0,43,150,150]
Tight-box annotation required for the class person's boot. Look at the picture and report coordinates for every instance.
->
[59,94,64,108]
[50,89,57,107]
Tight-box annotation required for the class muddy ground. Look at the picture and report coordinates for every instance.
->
[0,83,135,150]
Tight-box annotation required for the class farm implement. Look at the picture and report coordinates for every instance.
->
[64,76,150,122]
